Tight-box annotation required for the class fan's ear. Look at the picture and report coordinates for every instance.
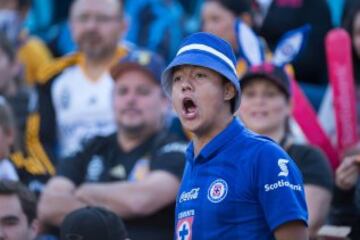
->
[235,18,265,66]
[272,24,311,67]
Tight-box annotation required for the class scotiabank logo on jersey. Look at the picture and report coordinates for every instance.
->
[176,210,194,240]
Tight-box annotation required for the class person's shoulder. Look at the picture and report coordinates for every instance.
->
[238,128,281,152]
[79,133,117,155]
[228,128,288,169]
[288,143,327,161]
[88,133,116,147]
[288,143,332,173]
[36,52,82,85]
[288,143,312,152]
[152,130,188,154]
[20,36,50,54]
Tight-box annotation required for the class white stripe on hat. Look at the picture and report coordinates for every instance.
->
[176,43,238,76]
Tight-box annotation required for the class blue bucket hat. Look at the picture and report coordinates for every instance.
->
[161,32,240,112]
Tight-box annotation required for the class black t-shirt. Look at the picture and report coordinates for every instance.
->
[58,130,187,240]
[287,144,333,191]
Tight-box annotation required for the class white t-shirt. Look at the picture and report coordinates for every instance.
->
[51,66,116,158]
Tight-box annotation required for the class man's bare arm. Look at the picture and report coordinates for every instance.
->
[38,177,86,226]
[274,221,308,240]
[75,170,180,218]
[304,185,332,238]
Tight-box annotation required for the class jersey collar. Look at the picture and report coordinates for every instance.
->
[186,117,244,164]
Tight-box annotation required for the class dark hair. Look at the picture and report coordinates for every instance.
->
[343,2,360,82]
[61,206,128,240]
[0,32,16,63]
[0,96,16,134]
[0,180,37,224]
[205,0,251,16]
[18,0,31,9]
[0,97,21,151]
[343,2,360,40]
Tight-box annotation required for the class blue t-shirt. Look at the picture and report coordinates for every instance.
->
[175,118,308,240]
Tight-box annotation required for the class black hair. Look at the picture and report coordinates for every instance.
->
[0,180,37,224]
[343,2,360,83]
[205,0,251,16]
[18,0,31,9]
[0,32,16,63]
[0,96,16,134]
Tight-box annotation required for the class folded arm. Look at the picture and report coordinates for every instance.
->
[38,176,86,226]
[75,170,180,218]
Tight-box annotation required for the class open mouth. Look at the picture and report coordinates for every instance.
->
[182,97,197,118]
[250,111,268,118]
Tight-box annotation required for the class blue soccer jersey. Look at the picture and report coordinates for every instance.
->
[175,118,308,240]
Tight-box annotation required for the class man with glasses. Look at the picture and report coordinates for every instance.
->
[36,0,129,162]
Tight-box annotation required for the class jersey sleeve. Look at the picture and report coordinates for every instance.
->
[150,136,187,180]
[255,141,308,231]
[18,37,53,85]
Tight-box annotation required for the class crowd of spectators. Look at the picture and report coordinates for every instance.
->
[0,0,359,239]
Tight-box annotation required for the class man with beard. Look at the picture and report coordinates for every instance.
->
[38,50,187,240]
[36,0,128,162]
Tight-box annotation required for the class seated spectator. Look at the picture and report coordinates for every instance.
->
[0,0,53,85]
[25,0,74,57]
[343,1,360,132]
[0,34,54,193]
[36,0,129,161]
[0,97,18,181]
[0,33,31,144]
[178,0,203,34]
[38,50,187,240]
[330,154,360,239]
[237,63,333,239]
[60,206,129,240]
[0,179,38,240]
[258,0,333,110]
[201,0,254,74]
[342,0,360,26]
[124,0,184,62]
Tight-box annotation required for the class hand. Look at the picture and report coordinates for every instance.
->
[335,155,360,190]
[342,142,360,157]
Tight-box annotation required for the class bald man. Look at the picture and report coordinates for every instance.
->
[36,0,129,163]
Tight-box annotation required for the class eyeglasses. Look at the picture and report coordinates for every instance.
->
[72,14,120,24]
